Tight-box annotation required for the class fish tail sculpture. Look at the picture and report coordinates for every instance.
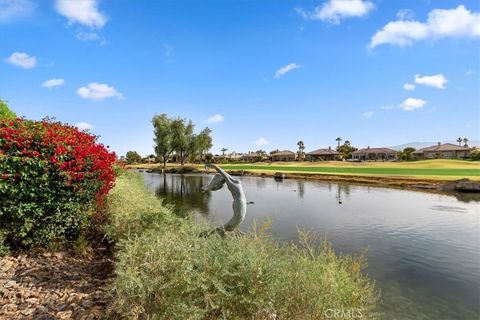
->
[203,164,247,232]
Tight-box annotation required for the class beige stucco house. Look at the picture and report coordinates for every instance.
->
[413,143,471,159]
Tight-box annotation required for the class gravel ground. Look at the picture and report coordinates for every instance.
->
[0,249,114,319]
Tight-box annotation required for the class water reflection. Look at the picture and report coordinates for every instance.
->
[140,172,480,320]
[145,173,211,217]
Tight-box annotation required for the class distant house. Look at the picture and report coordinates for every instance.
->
[271,150,296,162]
[142,155,157,164]
[226,152,244,161]
[306,147,340,161]
[413,143,471,159]
[352,147,398,161]
[241,152,264,162]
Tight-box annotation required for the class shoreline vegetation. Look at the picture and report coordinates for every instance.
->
[127,159,480,194]
[106,171,379,319]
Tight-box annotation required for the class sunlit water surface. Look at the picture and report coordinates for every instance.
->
[141,172,480,320]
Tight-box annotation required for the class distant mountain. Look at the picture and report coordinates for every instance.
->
[389,140,480,151]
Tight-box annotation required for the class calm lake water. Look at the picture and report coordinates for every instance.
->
[140,172,480,320]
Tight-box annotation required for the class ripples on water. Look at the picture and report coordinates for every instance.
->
[141,172,480,320]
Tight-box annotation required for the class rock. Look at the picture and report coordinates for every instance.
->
[82,299,94,308]
[20,308,34,316]
[455,179,480,193]
[274,172,285,180]
[26,297,38,304]
[0,260,14,273]
[56,310,73,319]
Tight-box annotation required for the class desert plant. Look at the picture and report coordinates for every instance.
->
[107,172,378,319]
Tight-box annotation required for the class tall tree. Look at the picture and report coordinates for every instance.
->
[0,100,16,119]
[152,114,174,168]
[399,147,416,161]
[196,127,213,162]
[221,148,228,156]
[457,137,463,146]
[297,140,305,161]
[126,151,142,164]
[171,117,195,166]
[336,137,342,149]
[463,137,469,147]
[255,150,267,162]
[337,142,357,159]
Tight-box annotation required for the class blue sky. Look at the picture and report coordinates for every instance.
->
[1,0,479,156]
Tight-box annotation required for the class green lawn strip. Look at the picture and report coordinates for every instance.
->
[220,165,480,177]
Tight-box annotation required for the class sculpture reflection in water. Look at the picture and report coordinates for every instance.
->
[202,164,247,233]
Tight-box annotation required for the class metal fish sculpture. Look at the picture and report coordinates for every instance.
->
[203,164,247,231]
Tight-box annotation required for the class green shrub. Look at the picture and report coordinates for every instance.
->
[0,118,116,249]
[469,149,480,161]
[0,100,16,119]
[107,172,378,319]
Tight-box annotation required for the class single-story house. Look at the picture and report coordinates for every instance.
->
[306,147,340,161]
[241,152,265,162]
[226,152,244,161]
[413,143,471,159]
[352,147,398,161]
[271,150,296,162]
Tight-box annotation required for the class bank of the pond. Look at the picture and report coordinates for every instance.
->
[128,160,480,194]
[106,171,379,319]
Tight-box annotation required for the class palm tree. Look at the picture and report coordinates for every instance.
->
[463,138,469,147]
[336,137,342,148]
[221,148,228,156]
[344,140,351,147]
[457,137,463,146]
[297,141,305,161]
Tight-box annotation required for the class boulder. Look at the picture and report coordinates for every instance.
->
[454,179,480,193]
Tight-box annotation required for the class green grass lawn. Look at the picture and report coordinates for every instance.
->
[129,160,480,180]
[219,163,480,178]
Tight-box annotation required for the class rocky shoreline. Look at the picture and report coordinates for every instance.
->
[0,249,113,320]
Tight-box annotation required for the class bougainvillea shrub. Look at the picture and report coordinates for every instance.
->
[0,117,116,249]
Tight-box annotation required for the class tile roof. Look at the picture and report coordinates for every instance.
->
[352,147,397,154]
[414,143,471,153]
[306,148,339,155]
[271,150,295,156]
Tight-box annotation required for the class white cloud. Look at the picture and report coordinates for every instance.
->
[55,0,107,28]
[4,52,37,69]
[274,63,301,78]
[296,0,374,24]
[396,9,415,21]
[255,137,269,146]
[403,83,415,91]
[0,0,35,22]
[76,82,123,101]
[399,97,426,111]
[362,111,373,118]
[42,78,65,89]
[414,74,447,89]
[76,122,93,131]
[206,114,224,124]
[381,104,394,110]
[76,29,99,40]
[370,5,480,48]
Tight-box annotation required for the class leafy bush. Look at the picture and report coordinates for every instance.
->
[0,100,16,119]
[469,149,480,161]
[107,172,378,319]
[0,117,116,249]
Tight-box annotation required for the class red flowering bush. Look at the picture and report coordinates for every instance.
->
[0,117,116,249]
